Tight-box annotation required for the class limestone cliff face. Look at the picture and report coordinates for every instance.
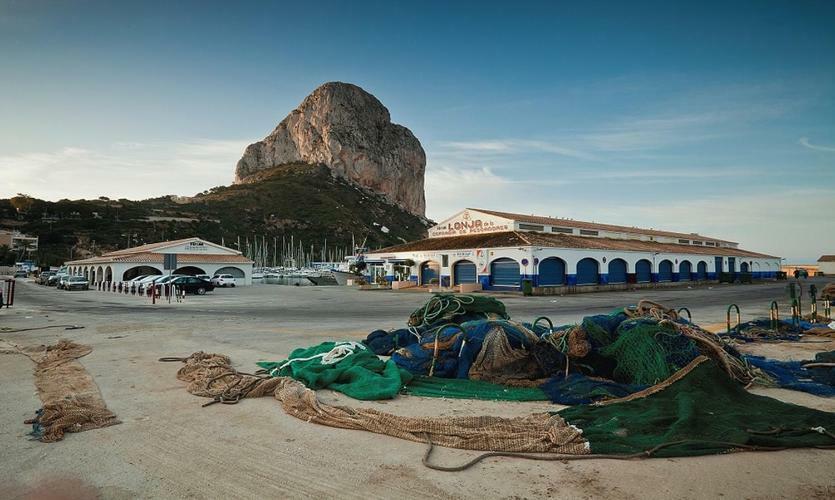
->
[235,82,426,216]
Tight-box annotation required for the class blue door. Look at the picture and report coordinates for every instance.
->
[490,258,520,287]
[453,260,477,285]
[728,257,736,274]
[715,257,723,274]
[607,259,627,284]
[636,260,652,283]
[538,257,565,286]
[679,261,692,281]
[658,260,673,282]
[576,258,599,285]
[697,261,708,280]
[740,261,748,273]
[420,261,439,285]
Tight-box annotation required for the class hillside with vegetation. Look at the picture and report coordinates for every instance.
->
[0,163,431,267]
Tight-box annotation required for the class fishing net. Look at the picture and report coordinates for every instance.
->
[257,342,412,400]
[726,319,803,342]
[364,327,422,355]
[402,376,549,401]
[743,351,835,397]
[5,339,121,442]
[560,359,835,457]
[540,374,646,405]
[407,294,509,327]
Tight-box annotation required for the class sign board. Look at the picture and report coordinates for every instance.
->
[163,254,177,270]
[428,210,512,238]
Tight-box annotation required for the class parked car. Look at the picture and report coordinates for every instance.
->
[38,271,54,285]
[170,276,214,295]
[151,274,185,291]
[57,274,72,289]
[14,270,28,278]
[211,274,237,287]
[195,274,211,281]
[61,276,89,291]
[47,273,66,286]
[135,275,164,293]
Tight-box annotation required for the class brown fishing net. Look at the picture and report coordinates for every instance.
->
[165,351,589,454]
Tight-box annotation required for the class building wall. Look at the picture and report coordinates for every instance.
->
[67,261,253,285]
[365,245,780,290]
[818,262,835,275]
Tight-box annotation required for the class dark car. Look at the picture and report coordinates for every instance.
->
[171,276,214,295]
[38,271,54,285]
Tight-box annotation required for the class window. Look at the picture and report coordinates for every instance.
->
[442,254,449,267]
[705,242,716,247]
[579,229,599,236]
[678,239,690,244]
[692,240,703,245]
[518,223,545,231]
[551,227,573,234]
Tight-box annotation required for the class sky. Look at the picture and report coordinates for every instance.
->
[1,0,833,262]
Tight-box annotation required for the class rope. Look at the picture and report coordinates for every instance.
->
[270,341,366,375]
[421,431,835,471]
[0,325,84,333]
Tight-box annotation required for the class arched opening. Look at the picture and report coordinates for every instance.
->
[635,259,652,283]
[658,260,673,282]
[452,260,477,285]
[105,266,113,282]
[740,261,750,273]
[84,267,90,280]
[214,266,245,278]
[122,265,162,281]
[174,266,206,276]
[607,258,627,284]
[538,257,566,286]
[419,261,440,286]
[576,258,599,285]
[679,260,692,281]
[97,266,104,283]
[490,258,520,287]
[697,261,708,280]
[90,267,97,283]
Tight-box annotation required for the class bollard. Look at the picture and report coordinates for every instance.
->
[727,304,741,334]
[824,299,831,321]
[791,299,800,327]
[809,284,818,320]
[769,301,779,330]
[677,307,692,323]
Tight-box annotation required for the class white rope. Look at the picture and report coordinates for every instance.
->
[271,341,367,375]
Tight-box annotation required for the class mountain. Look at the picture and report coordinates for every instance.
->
[235,82,426,216]
[0,163,431,267]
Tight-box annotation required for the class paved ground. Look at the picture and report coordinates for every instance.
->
[1,279,833,499]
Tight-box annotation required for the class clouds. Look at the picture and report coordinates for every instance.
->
[0,139,249,200]
[799,137,835,152]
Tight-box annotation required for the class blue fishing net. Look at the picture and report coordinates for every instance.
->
[744,352,835,397]
[540,373,646,405]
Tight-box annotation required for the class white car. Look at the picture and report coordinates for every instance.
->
[211,274,237,287]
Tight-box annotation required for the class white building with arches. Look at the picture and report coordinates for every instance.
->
[364,208,780,291]
[65,237,254,285]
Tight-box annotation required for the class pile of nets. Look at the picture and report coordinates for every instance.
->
[560,358,835,457]
[743,351,835,397]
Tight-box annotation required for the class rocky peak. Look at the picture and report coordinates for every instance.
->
[235,82,426,216]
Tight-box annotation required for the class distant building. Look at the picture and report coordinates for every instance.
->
[364,208,781,290]
[0,229,39,254]
[818,256,835,276]
[65,237,254,285]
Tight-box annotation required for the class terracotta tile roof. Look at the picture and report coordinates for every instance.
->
[102,237,203,256]
[819,255,835,262]
[470,208,737,244]
[68,253,253,265]
[375,231,777,259]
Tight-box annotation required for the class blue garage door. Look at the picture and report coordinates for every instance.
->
[740,261,749,273]
[658,260,673,282]
[576,258,599,285]
[453,260,477,285]
[715,257,724,274]
[679,261,692,281]
[538,257,565,286]
[636,260,652,283]
[728,257,736,273]
[697,261,708,280]
[420,262,439,285]
[607,259,627,284]
[490,258,520,287]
